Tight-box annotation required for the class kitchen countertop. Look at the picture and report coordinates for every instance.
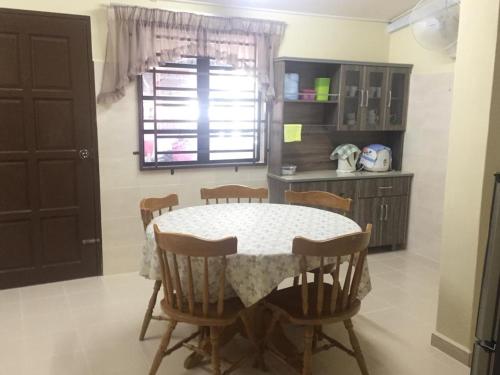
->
[268,169,414,183]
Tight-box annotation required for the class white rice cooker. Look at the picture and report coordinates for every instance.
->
[360,144,392,172]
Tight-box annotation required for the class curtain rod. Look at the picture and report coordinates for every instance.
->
[100,2,128,8]
[100,2,153,8]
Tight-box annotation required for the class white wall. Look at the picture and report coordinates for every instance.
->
[388,26,455,263]
[0,0,392,273]
[402,73,454,262]
[436,0,500,351]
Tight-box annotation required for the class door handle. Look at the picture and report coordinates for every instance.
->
[82,238,101,245]
[384,204,389,221]
[387,90,392,108]
[379,204,384,221]
[378,186,393,190]
[476,340,496,353]
[79,149,90,160]
[365,89,369,107]
[360,89,364,107]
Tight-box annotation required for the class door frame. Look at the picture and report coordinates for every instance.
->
[0,7,103,278]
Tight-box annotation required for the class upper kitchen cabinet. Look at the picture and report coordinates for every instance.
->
[384,67,411,131]
[338,65,389,131]
[337,65,364,131]
[337,64,410,132]
[364,66,388,131]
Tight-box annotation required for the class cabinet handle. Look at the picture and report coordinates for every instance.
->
[360,89,364,107]
[385,204,389,221]
[365,89,369,107]
[379,204,384,221]
[387,90,392,108]
[378,186,393,190]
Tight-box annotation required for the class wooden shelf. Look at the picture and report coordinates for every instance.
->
[284,99,338,104]
[283,123,337,127]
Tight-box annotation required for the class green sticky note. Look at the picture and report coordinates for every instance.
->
[284,124,302,143]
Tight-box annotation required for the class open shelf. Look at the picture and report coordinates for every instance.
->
[284,99,338,104]
[284,123,337,127]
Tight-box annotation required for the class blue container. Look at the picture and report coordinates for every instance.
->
[284,73,299,100]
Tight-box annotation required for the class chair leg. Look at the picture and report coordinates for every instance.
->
[302,326,314,375]
[344,319,369,375]
[149,320,177,375]
[140,280,162,341]
[210,327,221,375]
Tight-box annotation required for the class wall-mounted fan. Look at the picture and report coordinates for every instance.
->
[409,0,460,58]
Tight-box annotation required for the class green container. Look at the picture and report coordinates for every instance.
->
[315,78,331,101]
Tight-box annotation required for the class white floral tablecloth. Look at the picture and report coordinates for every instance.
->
[141,203,372,307]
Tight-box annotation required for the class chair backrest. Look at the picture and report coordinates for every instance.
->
[140,194,179,230]
[292,224,372,318]
[153,225,237,318]
[285,190,352,215]
[200,184,268,204]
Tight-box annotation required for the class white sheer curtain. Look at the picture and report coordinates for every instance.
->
[97,5,286,105]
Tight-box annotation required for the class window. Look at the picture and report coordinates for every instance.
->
[138,57,267,169]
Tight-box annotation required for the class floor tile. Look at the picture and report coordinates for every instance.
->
[0,287,21,305]
[0,249,470,375]
[20,281,66,300]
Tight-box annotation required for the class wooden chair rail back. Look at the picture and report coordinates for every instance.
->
[140,194,179,230]
[200,184,268,204]
[153,225,237,318]
[294,224,372,317]
[285,190,352,215]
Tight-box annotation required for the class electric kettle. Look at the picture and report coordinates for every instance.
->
[330,144,361,173]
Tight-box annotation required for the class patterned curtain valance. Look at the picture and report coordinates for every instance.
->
[97,5,286,105]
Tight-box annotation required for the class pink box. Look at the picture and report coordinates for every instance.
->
[299,89,316,101]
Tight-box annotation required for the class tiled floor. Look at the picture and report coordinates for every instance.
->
[0,250,470,375]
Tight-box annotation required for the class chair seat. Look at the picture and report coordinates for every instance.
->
[161,297,245,326]
[265,284,361,325]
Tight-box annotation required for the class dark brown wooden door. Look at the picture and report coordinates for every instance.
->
[0,9,101,289]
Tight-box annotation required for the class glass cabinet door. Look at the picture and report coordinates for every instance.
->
[385,68,410,130]
[338,65,364,131]
[362,67,387,131]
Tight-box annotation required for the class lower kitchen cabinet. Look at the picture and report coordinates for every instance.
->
[268,174,412,250]
[356,195,409,248]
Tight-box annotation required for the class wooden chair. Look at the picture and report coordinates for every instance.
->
[285,190,352,215]
[285,190,353,287]
[150,226,252,375]
[139,194,179,341]
[200,184,268,204]
[264,224,372,375]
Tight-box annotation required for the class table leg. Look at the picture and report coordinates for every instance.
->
[266,317,302,371]
[183,321,242,370]
[244,304,302,372]
[183,305,302,372]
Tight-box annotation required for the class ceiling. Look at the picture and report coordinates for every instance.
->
[167,0,421,22]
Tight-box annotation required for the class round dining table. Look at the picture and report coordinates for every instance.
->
[141,203,372,307]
